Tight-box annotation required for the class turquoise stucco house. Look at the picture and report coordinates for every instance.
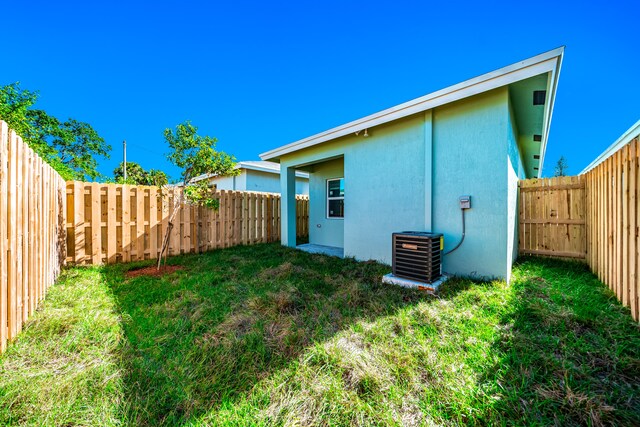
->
[260,48,564,281]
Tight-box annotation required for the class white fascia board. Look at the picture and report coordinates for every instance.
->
[581,119,640,174]
[261,47,565,161]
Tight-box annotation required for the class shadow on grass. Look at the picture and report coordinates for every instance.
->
[476,256,640,425]
[102,243,458,426]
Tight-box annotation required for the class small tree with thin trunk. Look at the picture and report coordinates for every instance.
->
[554,155,569,177]
[157,121,238,269]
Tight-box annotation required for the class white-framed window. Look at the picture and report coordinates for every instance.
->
[326,178,344,219]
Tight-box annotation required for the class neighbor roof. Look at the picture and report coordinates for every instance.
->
[581,119,640,173]
[235,160,308,177]
[191,160,309,183]
[260,47,564,178]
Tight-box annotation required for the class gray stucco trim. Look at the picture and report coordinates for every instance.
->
[424,110,433,231]
[280,166,297,247]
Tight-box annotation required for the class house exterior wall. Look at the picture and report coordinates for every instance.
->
[507,94,526,278]
[208,169,308,194]
[432,88,510,279]
[281,86,523,280]
[308,158,344,247]
[245,170,308,194]
[210,173,241,191]
[296,176,309,195]
[343,115,426,261]
[281,114,427,257]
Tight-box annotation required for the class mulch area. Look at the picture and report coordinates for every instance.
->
[125,265,184,279]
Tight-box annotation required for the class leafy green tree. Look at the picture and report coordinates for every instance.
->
[554,155,569,177]
[157,121,238,268]
[112,161,168,186]
[0,82,110,180]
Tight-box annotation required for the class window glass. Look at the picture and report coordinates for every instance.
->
[328,199,344,218]
[327,178,344,218]
[327,179,344,198]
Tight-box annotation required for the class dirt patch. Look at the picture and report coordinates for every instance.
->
[125,265,184,279]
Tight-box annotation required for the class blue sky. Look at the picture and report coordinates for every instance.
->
[2,0,638,180]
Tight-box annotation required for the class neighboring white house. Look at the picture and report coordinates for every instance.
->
[193,161,309,195]
[261,48,564,281]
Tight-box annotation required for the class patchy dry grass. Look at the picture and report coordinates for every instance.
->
[0,245,638,426]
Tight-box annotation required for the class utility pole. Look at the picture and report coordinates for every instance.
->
[123,140,127,181]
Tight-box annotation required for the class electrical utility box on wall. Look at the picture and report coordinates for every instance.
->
[392,232,443,284]
[459,195,471,209]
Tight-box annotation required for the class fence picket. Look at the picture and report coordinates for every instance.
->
[237,193,243,246]
[160,188,169,255]
[21,141,30,321]
[182,192,191,254]
[621,148,628,306]
[135,187,144,260]
[599,158,605,281]
[149,187,158,260]
[28,152,35,316]
[631,140,638,320]
[15,137,24,333]
[107,185,117,263]
[169,188,179,255]
[91,183,101,265]
[122,185,131,262]
[608,162,614,290]
[7,130,18,340]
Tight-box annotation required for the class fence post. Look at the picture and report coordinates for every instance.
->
[90,182,101,265]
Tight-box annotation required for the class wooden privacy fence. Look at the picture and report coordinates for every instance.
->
[0,119,311,353]
[65,183,310,265]
[519,135,640,321]
[585,135,639,321]
[0,122,66,352]
[519,175,587,259]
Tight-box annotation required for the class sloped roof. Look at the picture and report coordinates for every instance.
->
[260,47,564,178]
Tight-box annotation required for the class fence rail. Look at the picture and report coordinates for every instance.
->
[65,182,309,265]
[519,136,640,321]
[0,122,66,352]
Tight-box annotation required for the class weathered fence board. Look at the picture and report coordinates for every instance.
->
[65,183,309,265]
[0,122,66,353]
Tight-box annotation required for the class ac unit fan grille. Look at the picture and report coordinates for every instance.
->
[392,232,443,283]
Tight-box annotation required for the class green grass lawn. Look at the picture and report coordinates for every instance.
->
[0,244,638,426]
